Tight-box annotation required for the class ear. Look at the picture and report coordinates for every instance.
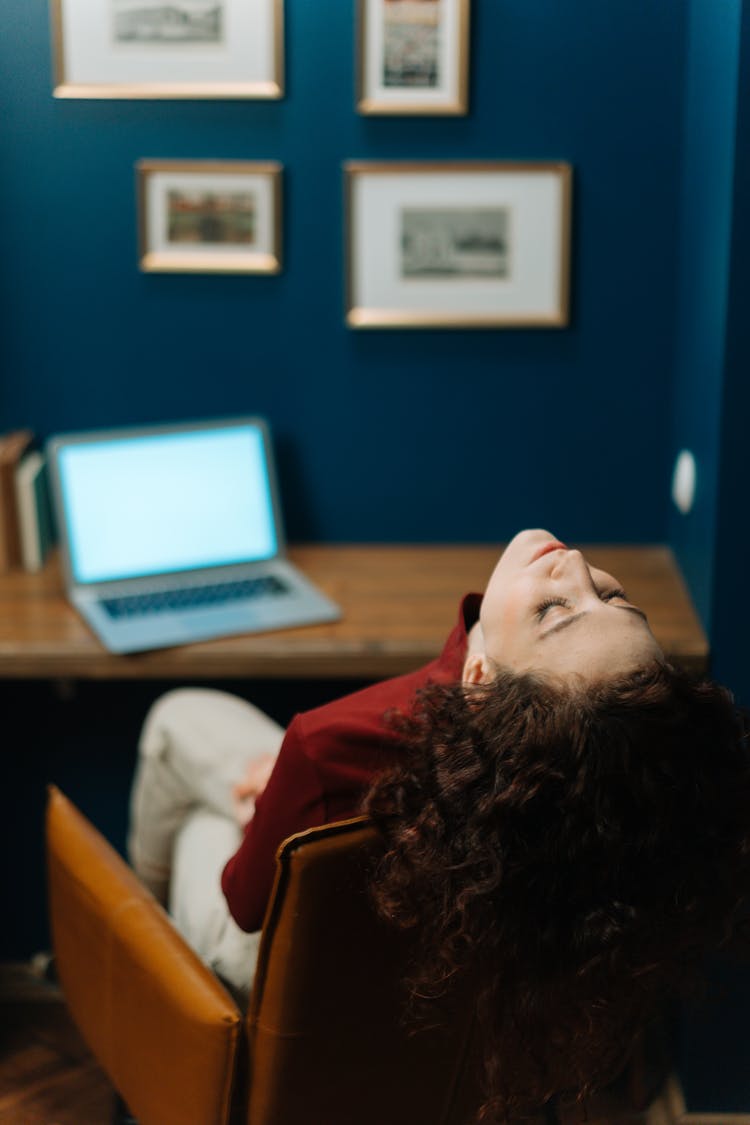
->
[462,652,493,685]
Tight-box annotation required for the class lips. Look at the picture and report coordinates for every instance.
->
[530,540,567,564]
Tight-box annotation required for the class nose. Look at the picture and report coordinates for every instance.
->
[551,548,593,586]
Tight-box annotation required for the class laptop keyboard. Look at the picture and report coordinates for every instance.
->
[101,575,290,619]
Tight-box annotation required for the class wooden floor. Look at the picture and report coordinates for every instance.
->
[0,965,115,1125]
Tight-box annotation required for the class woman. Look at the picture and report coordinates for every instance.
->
[128,529,750,1118]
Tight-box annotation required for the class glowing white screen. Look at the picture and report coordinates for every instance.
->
[58,425,278,584]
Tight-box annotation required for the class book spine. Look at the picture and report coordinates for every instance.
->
[16,455,53,573]
[16,467,41,572]
[0,464,16,571]
[0,513,10,572]
[0,430,33,570]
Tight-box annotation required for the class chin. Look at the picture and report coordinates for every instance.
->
[508,528,557,547]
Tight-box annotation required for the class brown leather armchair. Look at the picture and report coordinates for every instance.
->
[47,786,665,1125]
[46,785,488,1125]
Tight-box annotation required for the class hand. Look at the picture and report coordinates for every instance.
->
[231,753,277,826]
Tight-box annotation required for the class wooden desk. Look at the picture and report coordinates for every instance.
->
[0,545,707,680]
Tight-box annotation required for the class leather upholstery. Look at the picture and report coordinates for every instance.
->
[246,817,485,1125]
[244,820,656,1123]
[46,788,542,1125]
[46,786,241,1125]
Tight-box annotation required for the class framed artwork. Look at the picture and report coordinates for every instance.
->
[50,0,284,99]
[344,162,572,329]
[137,160,283,274]
[357,0,470,115]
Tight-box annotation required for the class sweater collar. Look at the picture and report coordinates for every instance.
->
[437,593,482,679]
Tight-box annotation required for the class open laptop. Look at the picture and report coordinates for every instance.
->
[45,417,341,654]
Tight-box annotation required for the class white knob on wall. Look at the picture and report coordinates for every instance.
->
[671,449,696,515]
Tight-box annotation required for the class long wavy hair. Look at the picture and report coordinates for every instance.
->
[364,661,750,1120]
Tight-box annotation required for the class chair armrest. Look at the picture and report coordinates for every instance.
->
[46,786,241,1125]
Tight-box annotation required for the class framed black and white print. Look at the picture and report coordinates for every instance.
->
[345,162,572,328]
[51,0,284,99]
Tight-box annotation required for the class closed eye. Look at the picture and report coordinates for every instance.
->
[536,588,628,621]
[535,596,571,620]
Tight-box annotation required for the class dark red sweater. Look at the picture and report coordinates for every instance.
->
[221,594,481,932]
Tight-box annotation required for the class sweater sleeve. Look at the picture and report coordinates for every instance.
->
[220,716,325,932]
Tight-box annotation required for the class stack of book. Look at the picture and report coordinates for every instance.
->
[0,430,56,573]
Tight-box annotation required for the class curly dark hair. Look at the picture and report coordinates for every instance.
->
[364,661,750,1121]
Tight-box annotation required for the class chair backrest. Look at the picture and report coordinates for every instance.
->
[46,789,515,1125]
[245,817,486,1125]
[46,789,648,1125]
[46,785,241,1125]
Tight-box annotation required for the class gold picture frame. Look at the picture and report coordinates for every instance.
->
[357,0,470,116]
[137,160,283,275]
[50,0,284,99]
[345,161,572,329]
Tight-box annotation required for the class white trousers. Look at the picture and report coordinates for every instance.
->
[127,688,285,1006]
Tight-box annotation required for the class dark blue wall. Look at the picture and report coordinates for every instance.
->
[710,0,750,701]
[668,0,741,634]
[668,0,750,707]
[669,3,750,1110]
[0,1,686,543]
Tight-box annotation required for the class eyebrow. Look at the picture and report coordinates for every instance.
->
[541,604,649,639]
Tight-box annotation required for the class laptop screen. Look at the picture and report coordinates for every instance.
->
[55,423,279,584]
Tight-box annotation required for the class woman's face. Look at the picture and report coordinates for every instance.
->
[464,529,664,685]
